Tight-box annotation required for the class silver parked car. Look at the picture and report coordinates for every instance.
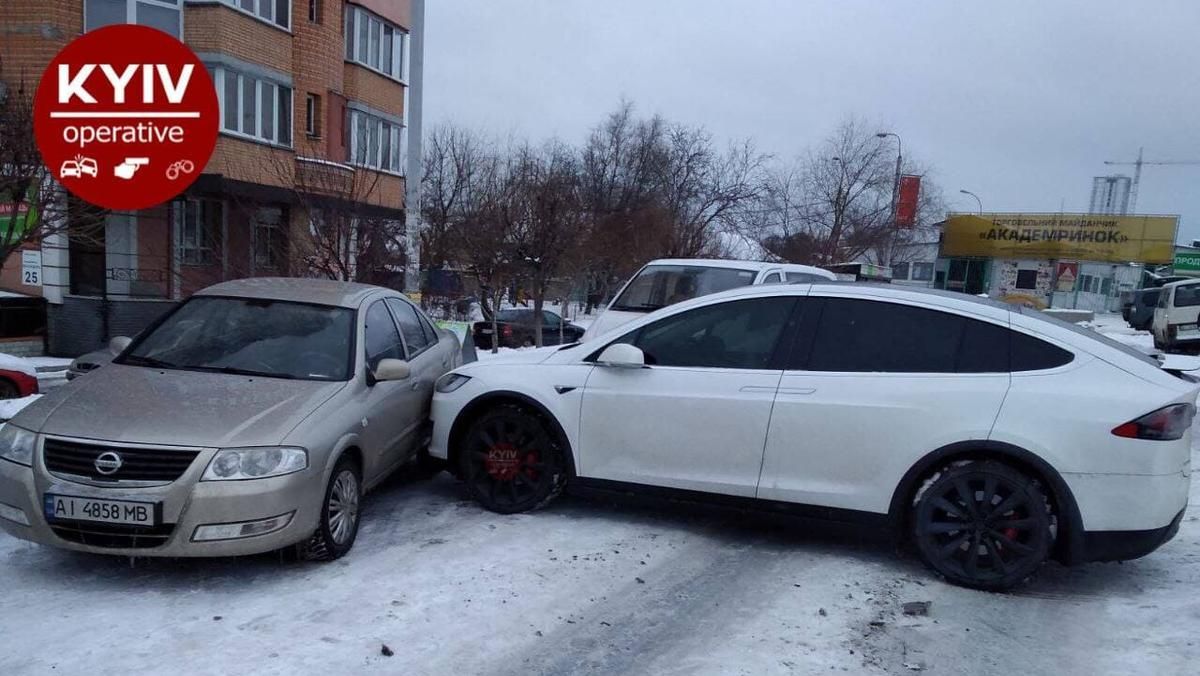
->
[0,278,460,560]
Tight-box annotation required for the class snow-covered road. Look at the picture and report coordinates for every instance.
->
[2,315,1198,675]
[2,458,1199,675]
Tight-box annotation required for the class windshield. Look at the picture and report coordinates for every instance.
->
[118,296,355,381]
[610,265,757,312]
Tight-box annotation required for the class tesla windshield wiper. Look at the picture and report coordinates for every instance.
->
[121,355,179,369]
[183,365,298,379]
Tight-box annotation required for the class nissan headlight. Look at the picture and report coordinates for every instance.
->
[435,373,472,393]
[201,447,307,481]
[0,424,36,467]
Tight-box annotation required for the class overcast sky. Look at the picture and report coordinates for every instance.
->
[425,0,1200,243]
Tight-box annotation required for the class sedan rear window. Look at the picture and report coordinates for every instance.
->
[118,297,355,381]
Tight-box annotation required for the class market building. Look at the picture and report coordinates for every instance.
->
[933,212,1178,312]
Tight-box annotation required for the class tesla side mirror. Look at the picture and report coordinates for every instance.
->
[372,358,412,382]
[108,336,132,355]
[596,343,646,368]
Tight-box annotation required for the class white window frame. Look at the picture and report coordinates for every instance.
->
[347,109,406,175]
[344,5,409,83]
[86,0,183,37]
[211,66,293,147]
[305,93,321,137]
[219,0,291,31]
[173,198,220,266]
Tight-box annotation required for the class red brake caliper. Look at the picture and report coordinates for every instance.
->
[485,443,521,481]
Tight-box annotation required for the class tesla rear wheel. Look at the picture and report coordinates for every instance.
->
[297,456,362,561]
[911,461,1053,591]
[461,406,566,514]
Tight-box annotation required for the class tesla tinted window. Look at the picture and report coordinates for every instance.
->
[956,318,1011,373]
[364,300,404,370]
[807,299,963,372]
[1010,332,1074,371]
[620,297,794,369]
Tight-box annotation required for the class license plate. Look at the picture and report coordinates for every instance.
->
[44,494,158,526]
[480,329,494,334]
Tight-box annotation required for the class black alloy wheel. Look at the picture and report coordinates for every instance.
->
[912,461,1053,591]
[460,406,566,514]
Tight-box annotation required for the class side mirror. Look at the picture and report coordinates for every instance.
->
[108,336,132,355]
[596,343,646,369]
[372,358,412,382]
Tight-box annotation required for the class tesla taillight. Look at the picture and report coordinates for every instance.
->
[1112,403,1196,441]
[503,325,512,336]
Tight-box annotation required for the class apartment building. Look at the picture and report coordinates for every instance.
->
[0,0,424,355]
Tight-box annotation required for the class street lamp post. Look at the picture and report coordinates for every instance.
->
[959,189,983,215]
[876,132,902,226]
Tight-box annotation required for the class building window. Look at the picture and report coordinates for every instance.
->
[174,198,221,265]
[305,93,322,137]
[85,0,182,38]
[347,109,406,174]
[1015,269,1038,290]
[220,0,290,30]
[307,0,320,22]
[891,262,910,280]
[253,207,286,268]
[344,5,408,81]
[911,262,934,281]
[210,66,293,146]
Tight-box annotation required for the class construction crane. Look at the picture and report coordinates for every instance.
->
[1104,147,1200,213]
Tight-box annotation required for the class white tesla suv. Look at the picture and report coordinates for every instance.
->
[429,283,1196,590]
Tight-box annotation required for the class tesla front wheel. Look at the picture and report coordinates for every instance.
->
[298,456,362,561]
[461,406,566,514]
[911,460,1053,591]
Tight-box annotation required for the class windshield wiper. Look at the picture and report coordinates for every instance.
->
[183,365,298,379]
[610,303,664,312]
[121,355,179,369]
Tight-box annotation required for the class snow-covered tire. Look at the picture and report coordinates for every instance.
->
[296,456,362,561]
[459,405,567,514]
[911,460,1053,591]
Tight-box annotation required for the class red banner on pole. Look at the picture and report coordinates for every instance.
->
[896,174,921,228]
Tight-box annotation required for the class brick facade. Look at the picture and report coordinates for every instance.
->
[0,0,418,355]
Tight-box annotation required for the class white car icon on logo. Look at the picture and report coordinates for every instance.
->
[59,156,98,179]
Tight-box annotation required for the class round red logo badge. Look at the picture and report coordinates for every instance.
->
[33,25,219,211]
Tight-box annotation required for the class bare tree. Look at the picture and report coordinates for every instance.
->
[1,62,106,266]
[421,124,496,277]
[504,141,585,346]
[755,117,899,266]
[659,128,765,258]
[254,148,405,286]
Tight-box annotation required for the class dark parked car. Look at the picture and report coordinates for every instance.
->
[1123,288,1160,330]
[473,309,584,349]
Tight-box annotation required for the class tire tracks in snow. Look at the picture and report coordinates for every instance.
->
[500,526,780,676]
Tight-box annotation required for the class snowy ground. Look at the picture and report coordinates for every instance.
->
[2,313,1199,675]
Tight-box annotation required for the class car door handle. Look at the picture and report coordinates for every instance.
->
[739,385,778,394]
[778,387,817,395]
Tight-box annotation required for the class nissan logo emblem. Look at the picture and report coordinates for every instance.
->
[94,451,123,476]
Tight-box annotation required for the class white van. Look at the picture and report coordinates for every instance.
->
[582,258,836,339]
[1152,279,1200,352]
